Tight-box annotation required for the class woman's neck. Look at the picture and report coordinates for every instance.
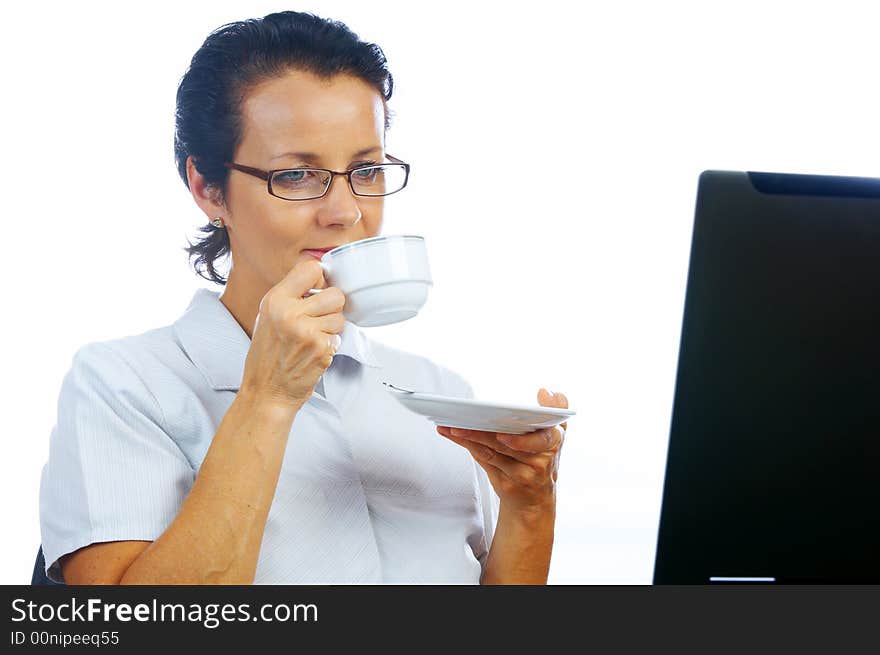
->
[218,266,269,341]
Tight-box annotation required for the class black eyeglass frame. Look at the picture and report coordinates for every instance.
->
[222,154,410,201]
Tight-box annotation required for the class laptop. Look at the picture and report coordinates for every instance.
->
[653,170,880,584]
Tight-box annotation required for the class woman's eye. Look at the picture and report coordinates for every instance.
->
[273,170,330,192]
[353,167,379,180]
[275,170,309,184]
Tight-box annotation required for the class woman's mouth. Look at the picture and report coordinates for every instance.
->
[303,247,337,260]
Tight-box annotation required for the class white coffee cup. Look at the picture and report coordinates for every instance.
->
[306,234,432,327]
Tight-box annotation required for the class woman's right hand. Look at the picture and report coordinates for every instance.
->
[239,259,345,409]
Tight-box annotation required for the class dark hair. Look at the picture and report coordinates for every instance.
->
[174,11,394,285]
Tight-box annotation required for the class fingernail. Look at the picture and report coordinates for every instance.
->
[451,428,464,437]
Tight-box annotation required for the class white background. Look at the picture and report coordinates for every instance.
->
[1,0,878,584]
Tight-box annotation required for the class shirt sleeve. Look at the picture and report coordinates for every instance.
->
[452,373,501,575]
[39,342,195,583]
[475,463,500,573]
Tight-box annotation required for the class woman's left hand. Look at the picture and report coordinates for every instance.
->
[437,388,568,515]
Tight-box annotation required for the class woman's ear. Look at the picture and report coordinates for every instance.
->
[186,156,226,220]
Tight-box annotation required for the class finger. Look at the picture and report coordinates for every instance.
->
[276,259,325,297]
[496,426,564,454]
[437,426,557,461]
[445,433,550,487]
[301,286,346,317]
[437,426,509,451]
[436,425,497,440]
[311,310,346,335]
[438,424,562,454]
[537,388,569,410]
[538,388,569,433]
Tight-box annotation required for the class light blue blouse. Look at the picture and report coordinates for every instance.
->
[39,288,499,583]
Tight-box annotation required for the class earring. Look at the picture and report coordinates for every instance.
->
[210,217,224,228]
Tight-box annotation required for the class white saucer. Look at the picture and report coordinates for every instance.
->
[383,384,575,434]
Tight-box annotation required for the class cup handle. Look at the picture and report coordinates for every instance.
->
[302,261,331,298]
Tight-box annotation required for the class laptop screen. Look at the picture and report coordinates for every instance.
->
[653,171,880,584]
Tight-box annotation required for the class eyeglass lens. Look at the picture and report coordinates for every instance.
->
[270,164,407,199]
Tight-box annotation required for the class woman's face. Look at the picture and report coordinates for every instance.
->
[213,70,387,291]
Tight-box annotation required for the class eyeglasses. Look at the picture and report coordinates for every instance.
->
[223,154,410,201]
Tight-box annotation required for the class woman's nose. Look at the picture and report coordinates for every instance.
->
[316,174,362,228]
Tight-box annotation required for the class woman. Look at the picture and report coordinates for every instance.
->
[39,10,568,584]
